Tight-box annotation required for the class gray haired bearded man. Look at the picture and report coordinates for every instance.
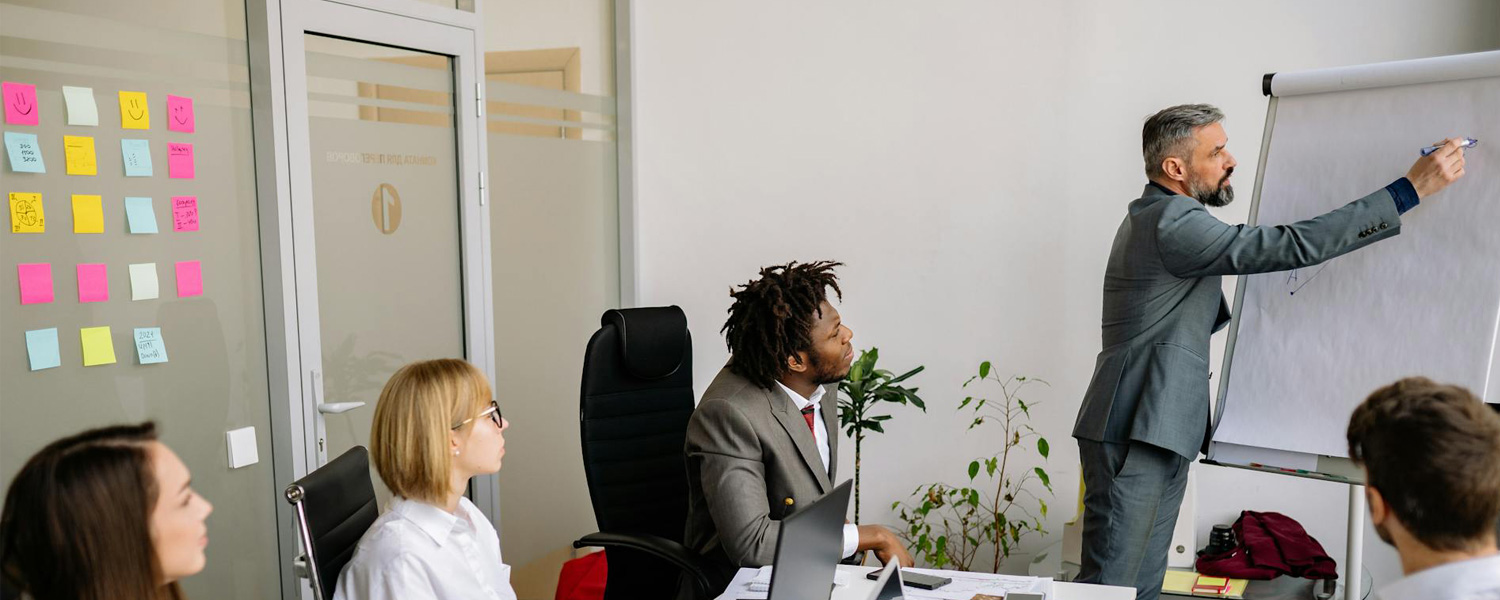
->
[1071,103,1468,600]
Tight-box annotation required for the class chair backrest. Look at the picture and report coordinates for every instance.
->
[579,306,695,541]
[285,446,378,600]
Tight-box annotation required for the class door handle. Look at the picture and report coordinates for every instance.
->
[316,402,366,415]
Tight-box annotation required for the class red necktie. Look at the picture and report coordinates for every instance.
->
[800,405,816,435]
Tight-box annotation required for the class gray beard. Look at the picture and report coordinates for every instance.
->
[1190,175,1235,207]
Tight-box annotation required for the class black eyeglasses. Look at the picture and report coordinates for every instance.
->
[452,400,502,430]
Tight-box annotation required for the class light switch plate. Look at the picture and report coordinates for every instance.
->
[226,426,258,469]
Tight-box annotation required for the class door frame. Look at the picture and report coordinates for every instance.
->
[247,0,493,597]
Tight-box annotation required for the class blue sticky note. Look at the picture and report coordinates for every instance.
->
[121,139,152,177]
[25,328,61,371]
[5,131,45,173]
[124,197,157,234]
[134,327,168,365]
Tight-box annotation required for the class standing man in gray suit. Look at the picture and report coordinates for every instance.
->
[684,261,913,594]
[1072,104,1468,600]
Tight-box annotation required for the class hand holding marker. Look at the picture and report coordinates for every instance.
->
[1421,137,1477,156]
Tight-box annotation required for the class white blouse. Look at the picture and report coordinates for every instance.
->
[334,496,517,600]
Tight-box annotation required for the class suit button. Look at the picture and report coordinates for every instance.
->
[785,497,795,506]
[1379,223,1388,230]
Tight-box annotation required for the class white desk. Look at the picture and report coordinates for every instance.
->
[715,565,1135,600]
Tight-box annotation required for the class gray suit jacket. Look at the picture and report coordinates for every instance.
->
[684,365,841,584]
[1072,183,1402,459]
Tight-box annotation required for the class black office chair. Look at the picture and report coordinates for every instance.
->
[575,306,714,600]
[285,446,378,600]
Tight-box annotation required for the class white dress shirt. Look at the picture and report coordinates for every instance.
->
[1376,553,1500,600]
[775,381,861,559]
[334,496,517,600]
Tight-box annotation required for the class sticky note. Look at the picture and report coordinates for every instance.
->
[4,131,45,173]
[9,192,45,232]
[125,197,157,234]
[133,327,168,364]
[167,95,194,133]
[17,263,53,305]
[25,328,61,371]
[121,139,152,176]
[62,86,98,126]
[63,135,97,176]
[80,326,116,366]
[167,143,194,179]
[175,260,202,297]
[76,263,108,303]
[3,82,38,125]
[172,196,198,232]
[72,194,104,233]
[227,427,259,468]
[119,91,149,129]
[129,263,158,300]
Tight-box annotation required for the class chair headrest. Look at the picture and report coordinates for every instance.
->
[602,306,688,380]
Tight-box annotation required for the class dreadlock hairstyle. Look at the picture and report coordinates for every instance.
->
[721,260,844,389]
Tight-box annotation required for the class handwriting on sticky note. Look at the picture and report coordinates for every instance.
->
[62,86,98,126]
[76,263,109,303]
[167,143,194,179]
[25,328,61,371]
[63,135,97,176]
[80,326,117,366]
[167,95,194,133]
[121,139,152,176]
[129,263,159,301]
[119,91,149,129]
[72,195,104,234]
[5,131,45,173]
[134,327,169,365]
[125,197,157,234]
[9,192,44,233]
[17,263,53,305]
[3,81,38,125]
[172,196,198,232]
[175,260,202,297]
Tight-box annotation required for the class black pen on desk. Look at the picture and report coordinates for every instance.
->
[1420,138,1477,156]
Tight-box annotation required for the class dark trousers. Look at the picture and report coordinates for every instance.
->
[1076,439,1190,600]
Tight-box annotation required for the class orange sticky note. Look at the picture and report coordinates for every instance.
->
[9,192,44,233]
[63,135,97,176]
[72,194,104,233]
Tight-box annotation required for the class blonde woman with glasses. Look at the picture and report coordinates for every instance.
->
[334,358,516,600]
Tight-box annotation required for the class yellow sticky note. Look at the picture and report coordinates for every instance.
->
[119,91,150,129]
[80,326,117,366]
[72,194,104,233]
[63,135,98,176]
[9,192,45,233]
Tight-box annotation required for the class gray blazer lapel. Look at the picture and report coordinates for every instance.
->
[767,387,833,493]
[821,383,840,481]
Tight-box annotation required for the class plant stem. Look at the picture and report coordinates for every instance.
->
[854,428,863,523]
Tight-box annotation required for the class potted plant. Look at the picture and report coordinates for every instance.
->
[838,347,926,524]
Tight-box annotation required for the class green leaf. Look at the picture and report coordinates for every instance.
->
[959,396,973,409]
[1035,467,1052,490]
[1040,500,1049,518]
[968,460,980,480]
[1037,437,1050,459]
[979,361,991,379]
[866,421,885,434]
[985,458,997,477]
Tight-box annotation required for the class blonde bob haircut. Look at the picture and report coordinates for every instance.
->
[370,358,493,503]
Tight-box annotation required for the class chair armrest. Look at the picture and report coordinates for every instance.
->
[574,531,713,598]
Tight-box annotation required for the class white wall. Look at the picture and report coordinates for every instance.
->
[632,0,1500,586]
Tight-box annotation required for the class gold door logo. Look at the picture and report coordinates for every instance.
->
[371,183,402,234]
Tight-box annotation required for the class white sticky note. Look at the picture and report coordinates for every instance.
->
[62,86,98,126]
[226,426,259,469]
[129,263,158,300]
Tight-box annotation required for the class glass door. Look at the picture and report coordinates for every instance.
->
[281,0,492,510]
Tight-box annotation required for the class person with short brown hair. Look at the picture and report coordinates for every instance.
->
[0,422,212,600]
[1347,377,1500,600]
[335,358,516,600]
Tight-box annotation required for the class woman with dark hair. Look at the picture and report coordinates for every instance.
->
[0,422,213,600]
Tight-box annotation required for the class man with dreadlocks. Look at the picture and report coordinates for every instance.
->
[682,260,913,595]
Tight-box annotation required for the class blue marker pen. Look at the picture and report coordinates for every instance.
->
[1420,137,1478,156]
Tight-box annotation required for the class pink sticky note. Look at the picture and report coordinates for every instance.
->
[167,95,195,133]
[167,143,194,179]
[17,263,53,304]
[3,82,38,126]
[76,263,109,303]
[172,196,198,232]
[175,260,202,297]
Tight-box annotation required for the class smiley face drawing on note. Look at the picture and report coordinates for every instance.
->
[119,91,150,129]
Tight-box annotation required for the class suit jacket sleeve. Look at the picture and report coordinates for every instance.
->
[1156,187,1401,279]
[686,398,780,567]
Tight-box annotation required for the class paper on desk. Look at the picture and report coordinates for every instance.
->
[901,568,1052,600]
[730,565,853,599]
